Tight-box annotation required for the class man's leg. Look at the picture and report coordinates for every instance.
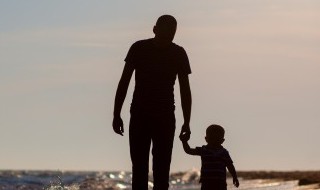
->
[129,113,151,190]
[151,113,176,190]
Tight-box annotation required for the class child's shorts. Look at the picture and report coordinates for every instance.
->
[201,180,227,190]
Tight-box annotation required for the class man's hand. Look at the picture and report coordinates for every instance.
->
[113,116,124,136]
[179,123,191,141]
[179,133,190,142]
[233,178,240,188]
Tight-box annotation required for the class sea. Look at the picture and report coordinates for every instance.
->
[0,170,319,190]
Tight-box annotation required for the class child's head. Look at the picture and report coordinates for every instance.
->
[205,124,225,145]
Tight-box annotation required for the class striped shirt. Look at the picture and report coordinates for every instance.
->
[195,145,233,183]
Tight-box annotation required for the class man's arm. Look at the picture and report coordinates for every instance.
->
[113,62,134,136]
[178,73,192,137]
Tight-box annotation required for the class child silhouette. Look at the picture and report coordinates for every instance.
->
[180,124,239,190]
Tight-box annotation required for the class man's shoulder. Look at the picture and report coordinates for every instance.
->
[171,42,185,52]
[132,38,153,47]
[132,39,185,49]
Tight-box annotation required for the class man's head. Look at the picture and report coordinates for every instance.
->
[205,124,225,145]
[153,15,177,43]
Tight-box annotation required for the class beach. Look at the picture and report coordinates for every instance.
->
[1,170,320,190]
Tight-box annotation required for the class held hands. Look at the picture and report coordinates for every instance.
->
[113,116,124,136]
[179,124,191,142]
[179,132,190,142]
[233,177,240,188]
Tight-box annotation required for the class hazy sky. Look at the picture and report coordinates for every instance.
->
[1,1,320,172]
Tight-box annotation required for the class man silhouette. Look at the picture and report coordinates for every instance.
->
[113,15,192,190]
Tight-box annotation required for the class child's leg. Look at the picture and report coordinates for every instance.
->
[201,180,227,190]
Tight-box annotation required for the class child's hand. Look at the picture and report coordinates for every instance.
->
[179,132,190,142]
[233,178,239,188]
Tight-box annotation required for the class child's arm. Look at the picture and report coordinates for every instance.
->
[181,141,199,155]
[227,163,240,188]
[180,133,199,155]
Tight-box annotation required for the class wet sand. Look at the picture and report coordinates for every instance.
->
[234,171,320,185]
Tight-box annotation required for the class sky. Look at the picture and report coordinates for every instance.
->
[1,0,320,172]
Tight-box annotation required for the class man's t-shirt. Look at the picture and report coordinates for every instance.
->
[125,38,191,113]
[194,145,233,183]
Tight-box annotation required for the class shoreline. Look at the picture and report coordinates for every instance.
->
[1,170,320,189]
[1,170,320,185]
[234,171,320,186]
